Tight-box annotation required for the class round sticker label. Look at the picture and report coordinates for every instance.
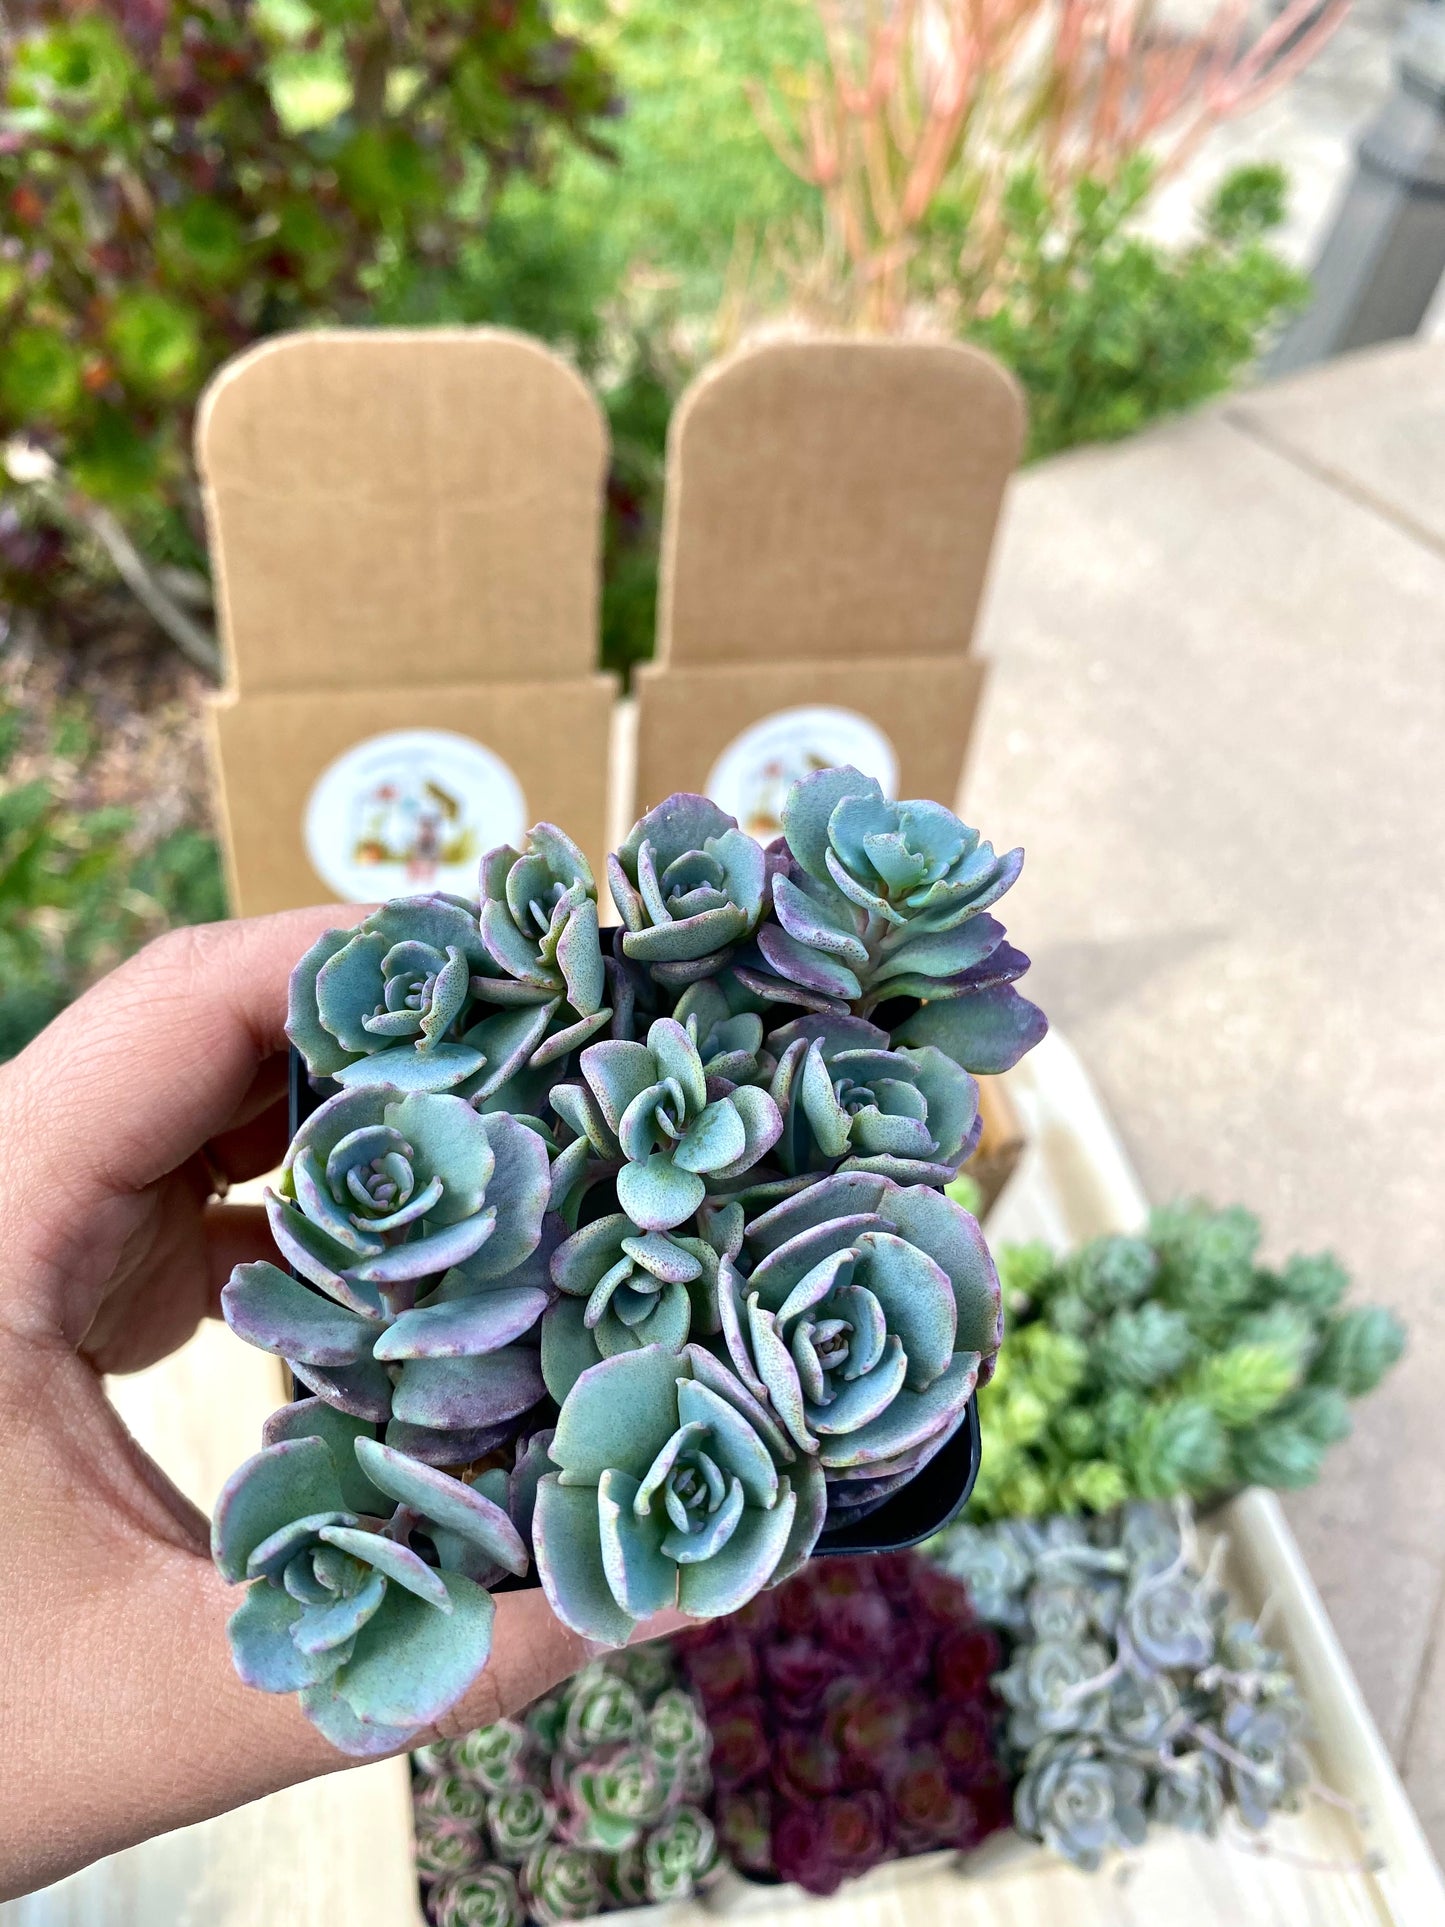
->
[303,728,526,902]
[706,706,899,842]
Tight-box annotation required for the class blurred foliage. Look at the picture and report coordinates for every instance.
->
[0,694,225,1059]
[963,163,1308,461]
[0,1,1311,684]
[0,0,619,626]
[966,1205,1405,1525]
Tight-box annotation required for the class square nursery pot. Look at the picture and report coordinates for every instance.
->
[288,1049,983,1574]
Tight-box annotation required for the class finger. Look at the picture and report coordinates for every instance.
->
[435,1593,694,1741]
[207,1087,290,1187]
[203,1204,280,1308]
[0,907,352,1212]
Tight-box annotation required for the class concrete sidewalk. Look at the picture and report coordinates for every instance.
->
[966,336,1445,1854]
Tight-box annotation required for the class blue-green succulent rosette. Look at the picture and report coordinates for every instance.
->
[231,1084,556,1462]
[734,765,1046,1073]
[765,1011,982,1185]
[215,763,1045,1755]
[713,1171,1003,1525]
[607,793,774,989]
[545,1014,782,1236]
[212,1407,528,1757]
[532,1345,826,1645]
[288,895,493,1093]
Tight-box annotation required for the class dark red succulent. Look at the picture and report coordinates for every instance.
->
[773,1792,891,1896]
[762,1636,838,1723]
[715,1788,773,1875]
[682,1632,758,1706]
[772,1727,843,1805]
[679,1550,1009,1898]
[893,1748,976,1852]
[936,1624,1002,1703]
[707,1698,770,1793]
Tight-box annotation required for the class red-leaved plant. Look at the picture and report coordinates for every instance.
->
[678,1552,1010,1897]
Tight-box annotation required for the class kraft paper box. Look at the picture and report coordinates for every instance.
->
[633,655,986,840]
[632,337,1024,829]
[197,327,614,915]
[199,327,1024,912]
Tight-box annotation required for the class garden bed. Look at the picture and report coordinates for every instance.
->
[17,1033,1432,1927]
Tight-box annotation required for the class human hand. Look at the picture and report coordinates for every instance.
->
[0,911,682,1900]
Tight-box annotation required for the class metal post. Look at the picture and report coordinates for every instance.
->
[1268,1,1445,375]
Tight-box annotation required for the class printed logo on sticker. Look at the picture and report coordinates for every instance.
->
[707,706,899,842]
[304,728,526,902]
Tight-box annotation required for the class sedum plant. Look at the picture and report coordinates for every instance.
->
[678,1549,1012,1896]
[956,1204,1404,1525]
[411,1648,717,1924]
[934,1502,1320,1871]
[214,766,1043,1748]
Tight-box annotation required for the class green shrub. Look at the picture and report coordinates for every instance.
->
[966,163,1308,461]
[0,696,226,1060]
[0,0,618,642]
[967,1202,1405,1523]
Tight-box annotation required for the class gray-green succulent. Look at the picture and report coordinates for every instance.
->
[532,1345,825,1645]
[934,1501,1318,1871]
[736,766,1044,1072]
[549,1016,782,1233]
[712,1172,1002,1523]
[289,896,493,1092]
[608,792,771,984]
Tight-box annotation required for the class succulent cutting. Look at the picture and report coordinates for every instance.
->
[959,1205,1405,1524]
[411,1648,718,1923]
[677,1549,1012,1895]
[932,1502,1320,1870]
[213,767,1043,1751]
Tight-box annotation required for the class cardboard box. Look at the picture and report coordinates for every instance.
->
[198,328,615,913]
[633,336,1024,830]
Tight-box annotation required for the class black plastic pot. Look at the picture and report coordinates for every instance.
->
[812,1397,981,1557]
[286,1047,982,1559]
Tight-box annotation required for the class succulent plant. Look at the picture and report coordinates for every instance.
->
[935,1500,1320,1871]
[289,897,493,1092]
[679,1550,1011,1897]
[637,1805,718,1900]
[1014,1740,1149,1872]
[549,1017,781,1233]
[411,1650,716,1920]
[454,1719,530,1792]
[765,1013,981,1184]
[430,1867,525,1927]
[957,1206,1405,1525]
[540,1213,721,1401]
[608,793,771,983]
[673,979,769,1083]
[734,767,1044,1067]
[225,1086,554,1458]
[532,1345,825,1645]
[221,768,1046,1751]
[415,1819,487,1885]
[475,826,610,1045]
[261,1085,551,1310]
[713,1171,1001,1524]
[563,1748,671,1851]
[486,1784,556,1861]
[212,1425,526,1756]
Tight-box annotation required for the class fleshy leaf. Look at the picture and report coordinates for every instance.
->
[222,1262,377,1366]
[213,1438,347,1583]
[533,1476,636,1645]
[227,1579,349,1691]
